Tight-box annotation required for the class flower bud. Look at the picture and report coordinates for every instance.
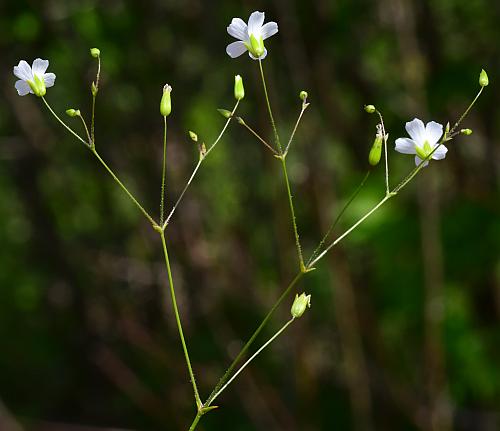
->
[160,84,172,117]
[217,108,232,119]
[91,81,98,96]
[299,91,308,101]
[291,293,311,318]
[368,125,383,166]
[234,75,245,100]
[65,108,80,117]
[90,48,101,58]
[460,128,473,135]
[479,69,489,87]
[189,131,198,142]
[364,104,376,114]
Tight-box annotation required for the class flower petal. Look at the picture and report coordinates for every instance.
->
[249,47,268,60]
[248,11,265,36]
[15,79,32,96]
[395,138,417,154]
[261,21,278,40]
[32,58,49,76]
[405,118,426,145]
[226,41,248,58]
[227,18,248,41]
[425,121,443,145]
[431,144,448,160]
[13,60,33,81]
[43,73,56,88]
[415,155,429,167]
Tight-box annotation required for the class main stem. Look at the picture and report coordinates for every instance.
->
[159,231,202,409]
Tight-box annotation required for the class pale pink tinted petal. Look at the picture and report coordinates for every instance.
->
[395,138,417,154]
[227,18,248,40]
[43,73,56,87]
[415,155,429,167]
[261,21,278,40]
[431,144,448,160]
[249,47,268,60]
[13,60,33,81]
[425,121,443,145]
[405,118,426,145]
[226,41,247,58]
[32,58,49,76]
[15,79,31,96]
[248,11,265,36]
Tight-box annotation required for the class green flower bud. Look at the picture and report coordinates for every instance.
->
[234,74,245,100]
[460,128,473,135]
[300,91,308,101]
[91,81,98,96]
[368,125,383,166]
[479,69,489,87]
[364,104,376,114]
[90,48,101,58]
[65,108,80,117]
[217,108,232,119]
[160,84,172,117]
[189,131,198,142]
[291,293,311,318]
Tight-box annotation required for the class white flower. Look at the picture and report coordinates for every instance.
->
[395,118,448,167]
[226,11,278,60]
[13,58,56,97]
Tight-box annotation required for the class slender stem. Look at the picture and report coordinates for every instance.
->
[308,193,393,268]
[188,412,203,431]
[92,149,158,227]
[91,55,100,146]
[209,318,295,405]
[284,104,308,156]
[160,116,168,224]
[159,231,202,409]
[237,118,279,155]
[449,87,483,136]
[376,110,390,194]
[307,170,371,266]
[258,58,282,154]
[78,114,92,145]
[280,156,305,270]
[41,97,89,147]
[205,271,304,406]
[162,101,239,230]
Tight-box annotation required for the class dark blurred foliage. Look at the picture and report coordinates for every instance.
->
[1,0,499,430]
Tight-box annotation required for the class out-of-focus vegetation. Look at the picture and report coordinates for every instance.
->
[1,1,499,430]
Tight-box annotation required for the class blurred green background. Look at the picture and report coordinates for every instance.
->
[1,1,499,430]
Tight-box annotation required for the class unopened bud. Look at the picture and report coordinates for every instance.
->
[460,128,473,136]
[217,108,232,119]
[189,131,198,142]
[479,69,489,87]
[91,81,98,96]
[364,104,376,114]
[90,48,100,58]
[291,293,311,318]
[368,125,383,166]
[65,108,80,117]
[234,75,245,100]
[299,91,308,101]
[160,84,172,117]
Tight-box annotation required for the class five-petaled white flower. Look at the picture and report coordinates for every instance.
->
[395,118,447,167]
[226,11,278,60]
[13,59,56,97]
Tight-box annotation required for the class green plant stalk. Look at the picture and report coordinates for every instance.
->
[449,87,483,135]
[162,101,239,230]
[159,230,202,409]
[375,109,390,194]
[91,55,101,145]
[208,317,295,405]
[284,104,308,156]
[160,116,168,224]
[237,118,278,155]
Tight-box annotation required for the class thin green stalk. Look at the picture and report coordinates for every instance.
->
[375,109,390,194]
[205,271,304,406]
[162,101,239,230]
[91,149,157,227]
[209,318,295,405]
[78,113,92,145]
[237,117,279,155]
[188,412,203,431]
[280,156,305,271]
[307,170,371,267]
[258,58,282,154]
[41,97,89,147]
[159,231,202,409]
[160,116,168,224]
[284,104,308,156]
[91,55,101,145]
[449,87,483,136]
